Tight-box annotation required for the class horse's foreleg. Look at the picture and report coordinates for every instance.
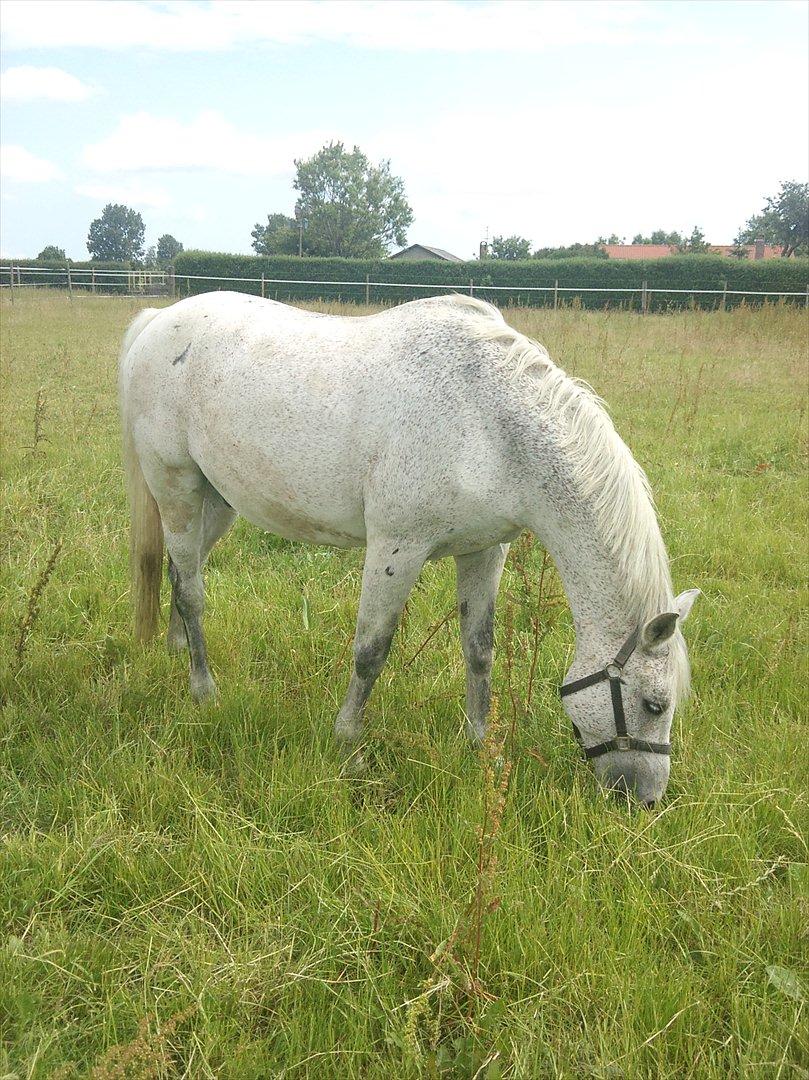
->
[455,544,509,743]
[167,488,235,653]
[335,540,427,760]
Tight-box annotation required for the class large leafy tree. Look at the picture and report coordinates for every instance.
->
[736,181,808,257]
[156,234,183,262]
[292,142,413,257]
[86,204,145,262]
[489,235,532,260]
[251,213,300,256]
[37,245,67,261]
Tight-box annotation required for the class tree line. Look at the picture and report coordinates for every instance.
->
[35,141,808,263]
[36,207,183,266]
[487,183,808,261]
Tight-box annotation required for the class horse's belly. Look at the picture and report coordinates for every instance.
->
[192,442,367,548]
[243,493,367,548]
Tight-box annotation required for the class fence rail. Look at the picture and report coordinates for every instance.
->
[2,264,807,309]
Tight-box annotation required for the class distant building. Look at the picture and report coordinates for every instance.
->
[602,244,675,261]
[602,241,782,260]
[708,242,782,259]
[389,244,464,262]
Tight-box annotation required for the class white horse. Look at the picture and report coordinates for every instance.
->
[120,293,698,805]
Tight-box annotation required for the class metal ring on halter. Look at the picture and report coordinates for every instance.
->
[560,627,671,759]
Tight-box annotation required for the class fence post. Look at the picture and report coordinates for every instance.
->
[469,278,474,296]
[641,279,648,314]
[67,265,73,300]
[261,273,265,299]
[805,284,808,310]
[721,279,727,312]
[553,279,558,310]
[91,267,96,294]
[365,274,370,305]
[8,265,14,304]
[167,266,175,298]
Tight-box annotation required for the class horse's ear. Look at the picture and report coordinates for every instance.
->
[640,590,700,652]
[640,612,679,651]
[674,588,700,622]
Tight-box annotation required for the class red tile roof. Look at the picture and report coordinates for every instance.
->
[602,244,675,260]
[602,243,784,260]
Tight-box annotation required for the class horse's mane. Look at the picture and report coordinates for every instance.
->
[451,295,690,698]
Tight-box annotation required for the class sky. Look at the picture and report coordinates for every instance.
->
[1,0,807,261]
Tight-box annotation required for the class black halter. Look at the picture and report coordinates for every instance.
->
[559,628,671,759]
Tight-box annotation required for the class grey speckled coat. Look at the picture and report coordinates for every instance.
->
[120,292,698,803]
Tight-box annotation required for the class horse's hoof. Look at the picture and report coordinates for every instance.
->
[190,673,217,704]
[341,748,368,778]
[166,634,188,654]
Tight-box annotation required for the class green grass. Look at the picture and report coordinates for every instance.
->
[1,291,807,1078]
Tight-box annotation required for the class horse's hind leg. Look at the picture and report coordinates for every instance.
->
[335,539,428,760]
[144,462,218,703]
[167,487,236,653]
[455,544,509,743]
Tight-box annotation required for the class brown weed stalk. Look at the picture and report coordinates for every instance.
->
[13,538,63,665]
[28,386,48,452]
[405,699,512,1051]
[89,1005,196,1079]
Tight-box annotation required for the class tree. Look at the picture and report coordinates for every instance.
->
[631,230,682,246]
[37,245,67,261]
[489,235,532,260]
[156,234,183,262]
[597,234,625,245]
[292,142,413,257]
[251,213,300,256]
[534,242,608,259]
[677,226,710,254]
[730,232,750,259]
[87,204,145,262]
[736,181,809,257]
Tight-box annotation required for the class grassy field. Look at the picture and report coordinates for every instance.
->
[1,290,807,1078]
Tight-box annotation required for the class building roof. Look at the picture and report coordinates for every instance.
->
[603,242,784,261]
[389,243,464,262]
[602,244,676,260]
[709,244,782,259]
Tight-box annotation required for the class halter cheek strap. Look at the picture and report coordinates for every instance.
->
[559,628,671,759]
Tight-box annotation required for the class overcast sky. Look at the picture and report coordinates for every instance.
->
[1,0,807,260]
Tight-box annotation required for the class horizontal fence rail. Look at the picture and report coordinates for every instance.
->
[2,264,807,310]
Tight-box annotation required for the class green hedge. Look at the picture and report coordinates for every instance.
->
[0,259,160,295]
[173,251,809,310]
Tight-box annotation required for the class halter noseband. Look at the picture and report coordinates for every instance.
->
[559,628,671,759]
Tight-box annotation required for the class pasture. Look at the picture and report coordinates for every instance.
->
[1,291,807,1078]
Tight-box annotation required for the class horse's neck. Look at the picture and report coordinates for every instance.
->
[540,519,632,644]
[526,478,667,648]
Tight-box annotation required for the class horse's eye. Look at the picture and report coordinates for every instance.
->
[643,699,665,716]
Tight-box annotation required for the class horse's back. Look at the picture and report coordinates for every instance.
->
[122,293,525,551]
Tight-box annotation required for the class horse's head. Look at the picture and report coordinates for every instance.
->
[560,589,700,806]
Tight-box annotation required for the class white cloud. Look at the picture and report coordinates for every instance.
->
[82,110,334,175]
[1,65,95,101]
[2,0,696,53]
[1,144,63,182]
[74,180,171,208]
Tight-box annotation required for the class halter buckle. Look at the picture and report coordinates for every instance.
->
[614,735,631,752]
[604,663,623,681]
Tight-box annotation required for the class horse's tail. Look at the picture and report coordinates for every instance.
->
[119,309,163,642]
